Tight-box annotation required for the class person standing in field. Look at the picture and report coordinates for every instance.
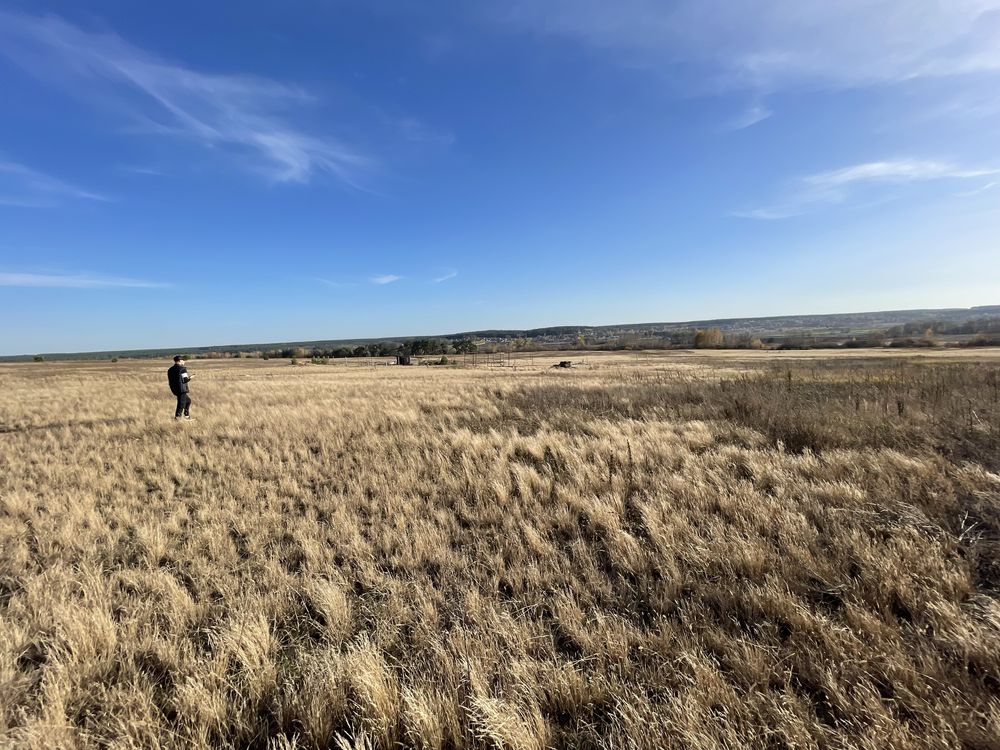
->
[167,355,194,421]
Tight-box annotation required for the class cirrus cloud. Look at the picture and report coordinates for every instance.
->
[0,161,108,208]
[0,272,168,288]
[0,10,371,186]
[498,1,1000,129]
[500,1,1000,92]
[432,269,458,283]
[734,158,1000,219]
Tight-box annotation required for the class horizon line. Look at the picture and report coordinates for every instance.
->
[2,302,998,359]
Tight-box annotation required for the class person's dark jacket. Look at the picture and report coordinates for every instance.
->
[167,363,190,396]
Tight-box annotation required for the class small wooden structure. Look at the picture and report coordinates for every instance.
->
[396,354,412,366]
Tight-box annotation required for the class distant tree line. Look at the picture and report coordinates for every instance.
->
[886,317,1000,337]
[245,338,480,360]
[39,315,996,365]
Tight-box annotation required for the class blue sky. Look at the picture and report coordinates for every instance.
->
[1,1,999,354]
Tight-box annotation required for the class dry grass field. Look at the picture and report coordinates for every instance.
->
[2,351,999,750]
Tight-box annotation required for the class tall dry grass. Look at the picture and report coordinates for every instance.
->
[1,353,998,749]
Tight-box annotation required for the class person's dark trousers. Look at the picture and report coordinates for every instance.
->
[175,393,191,418]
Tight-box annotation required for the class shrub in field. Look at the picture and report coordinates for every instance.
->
[693,327,724,348]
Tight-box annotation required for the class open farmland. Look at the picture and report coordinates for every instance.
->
[1,351,999,749]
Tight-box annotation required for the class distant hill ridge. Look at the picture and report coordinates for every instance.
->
[458,305,1000,338]
[4,304,999,361]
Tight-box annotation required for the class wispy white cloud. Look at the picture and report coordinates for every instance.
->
[956,180,999,197]
[398,117,456,146]
[804,160,998,189]
[737,158,999,219]
[500,1,1000,93]
[370,274,401,285]
[119,165,167,177]
[724,103,773,131]
[315,277,356,289]
[0,11,370,185]
[731,207,801,221]
[0,272,168,288]
[432,269,458,283]
[0,161,108,207]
